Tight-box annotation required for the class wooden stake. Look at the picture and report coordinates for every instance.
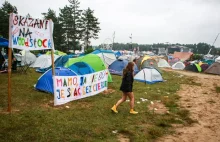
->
[7,48,12,112]
[7,13,12,113]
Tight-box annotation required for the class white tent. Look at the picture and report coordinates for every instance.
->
[215,56,220,63]
[134,67,163,84]
[92,50,116,66]
[31,54,60,68]
[157,58,171,68]
[20,50,36,65]
[172,61,185,70]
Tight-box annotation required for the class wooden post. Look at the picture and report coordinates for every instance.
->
[7,48,12,112]
[7,13,12,113]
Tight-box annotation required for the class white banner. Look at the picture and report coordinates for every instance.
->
[9,13,54,50]
[54,70,108,106]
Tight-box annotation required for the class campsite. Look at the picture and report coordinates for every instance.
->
[1,0,220,142]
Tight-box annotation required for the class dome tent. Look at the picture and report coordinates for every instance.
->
[157,58,171,68]
[31,54,60,68]
[134,67,163,84]
[204,62,220,75]
[65,54,113,82]
[68,62,95,75]
[172,61,185,70]
[108,59,139,76]
[35,67,77,94]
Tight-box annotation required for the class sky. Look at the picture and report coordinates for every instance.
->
[1,0,220,47]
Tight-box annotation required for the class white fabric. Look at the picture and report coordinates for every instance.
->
[20,50,37,65]
[215,56,220,63]
[172,61,185,70]
[31,54,59,68]
[134,68,163,83]
[96,53,116,66]
[157,58,171,68]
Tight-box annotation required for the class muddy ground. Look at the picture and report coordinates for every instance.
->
[157,69,220,142]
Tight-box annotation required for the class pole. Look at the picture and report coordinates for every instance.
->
[7,48,12,112]
[7,13,12,112]
[112,31,115,50]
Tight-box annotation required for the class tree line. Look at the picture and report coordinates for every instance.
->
[0,0,100,53]
[105,42,220,55]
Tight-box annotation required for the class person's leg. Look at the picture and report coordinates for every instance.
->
[115,92,127,108]
[127,92,138,114]
[111,92,127,113]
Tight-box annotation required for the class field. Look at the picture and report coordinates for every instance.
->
[0,69,194,142]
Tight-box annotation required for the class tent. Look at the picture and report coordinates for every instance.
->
[65,54,113,82]
[35,67,77,94]
[169,57,180,66]
[215,56,220,63]
[172,61,185,70]
[68,62,95,75]
[91,49,116,66]
[55,55,73,67]
[19,50,36,65]
[114,51,122,58]
[108,59,139,76]
[204,62,220,75]
[134,67,163,84]
[0,37,8,47]
[185,63,202,72]
[157,58,171,68]
[46,50,67,56]
[31,54,60,68]
[200,64,209,72]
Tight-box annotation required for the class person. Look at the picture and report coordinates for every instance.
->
[111,62,138,114]
[133,58,137,64]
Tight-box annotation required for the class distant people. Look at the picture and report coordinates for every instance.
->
[111,62,138,114]
[133,58,137,64]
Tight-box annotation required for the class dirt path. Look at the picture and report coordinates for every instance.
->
[157,69,220,142]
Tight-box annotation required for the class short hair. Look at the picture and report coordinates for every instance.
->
[133,58,137,62]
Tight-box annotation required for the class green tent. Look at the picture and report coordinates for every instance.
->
[65,54,113,82]
[194,64,202,72]
[46,50,67,56]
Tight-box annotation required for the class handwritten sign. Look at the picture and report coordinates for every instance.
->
[54,70,108,106]
[9,13,54,50]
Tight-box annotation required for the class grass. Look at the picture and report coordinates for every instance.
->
[0,69,194,141]
[216,86,220,93]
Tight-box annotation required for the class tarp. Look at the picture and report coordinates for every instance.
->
[0,38,8,47]
[134,67,163,84]
[35,67,77,94]
[65,54,113,82]
[108,59,139,76]
[173,52,193,61]
[68,62,95,75]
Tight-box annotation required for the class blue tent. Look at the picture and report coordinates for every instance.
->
[55,55,74,67]
[0,38,8,47]
[68,62,95,75]
[35,67,77,94]
[108,59,139,76]
[114,51,122,58]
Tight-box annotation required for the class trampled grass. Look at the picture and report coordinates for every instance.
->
[0,69,194,141]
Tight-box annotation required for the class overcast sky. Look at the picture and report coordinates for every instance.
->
[1,0,220,47]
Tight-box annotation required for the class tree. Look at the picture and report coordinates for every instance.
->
[0,1,18,39]
[42,9,65,52]
[81,7,100,49]
[59,0,83,52]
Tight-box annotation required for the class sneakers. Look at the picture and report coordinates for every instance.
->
[130,109,138,114]
[111,105,118,113]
